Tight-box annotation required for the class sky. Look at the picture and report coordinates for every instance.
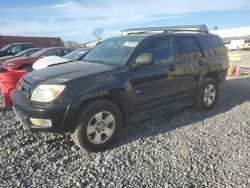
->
[0,0,250,42]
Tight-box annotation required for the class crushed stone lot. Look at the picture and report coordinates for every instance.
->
[0,76,250,187]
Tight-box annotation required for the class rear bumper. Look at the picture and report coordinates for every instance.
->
[11,90,81,133]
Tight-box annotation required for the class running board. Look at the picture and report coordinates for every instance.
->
[129,99,193,123]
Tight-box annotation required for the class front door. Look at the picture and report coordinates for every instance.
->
[130,37,179,112]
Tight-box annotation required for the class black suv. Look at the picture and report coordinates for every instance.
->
[11,25,229,152]
[0,43,33,57]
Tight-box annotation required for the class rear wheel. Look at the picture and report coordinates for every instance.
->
[71,99,122,152]
[194,77,218,110]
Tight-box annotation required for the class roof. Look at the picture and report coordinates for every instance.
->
[117,32,215,40]
[121,24,209,36]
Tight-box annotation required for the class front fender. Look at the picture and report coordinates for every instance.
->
[71,79,130,103]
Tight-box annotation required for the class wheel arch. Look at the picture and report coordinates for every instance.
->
[64,88,130,132]
[205,71,219,82]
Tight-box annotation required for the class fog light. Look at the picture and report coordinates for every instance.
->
[29,118,52,127]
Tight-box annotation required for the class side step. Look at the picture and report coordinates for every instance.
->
[129,99,193,123]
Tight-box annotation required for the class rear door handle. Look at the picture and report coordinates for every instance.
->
[169,65,177,71]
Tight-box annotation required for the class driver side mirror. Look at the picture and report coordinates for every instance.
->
[134,53,154,67]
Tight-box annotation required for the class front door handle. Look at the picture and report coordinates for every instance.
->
[169,65,177,71]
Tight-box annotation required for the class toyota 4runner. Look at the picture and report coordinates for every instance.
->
[11,25,229,152]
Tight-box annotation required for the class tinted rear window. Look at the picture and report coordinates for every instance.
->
[196,35,227,56]
[197,35,224,49]
[175,36,203,60]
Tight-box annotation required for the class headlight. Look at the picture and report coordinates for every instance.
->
[31,84,66,102]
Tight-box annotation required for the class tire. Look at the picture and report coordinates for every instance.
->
[20,64,32,71]
[194,77,218,111]
[71,99,122,152]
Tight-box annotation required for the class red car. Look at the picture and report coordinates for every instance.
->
[1,47,73,71]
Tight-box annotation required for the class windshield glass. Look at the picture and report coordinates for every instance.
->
[30,49,47,58]
[83,36,143,65]
[0,44,11,51]
[63,48,89,60]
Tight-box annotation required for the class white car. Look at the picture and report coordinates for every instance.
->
[33,48,91,70]
[225,40,245,50]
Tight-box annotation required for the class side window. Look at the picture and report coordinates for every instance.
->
[63,49,72,56]
[7,45,22,55]
[25,49,39,56]
[197,35,226,57]
[44,49,62,56]
[139,37,173,64]
[175,36,203,61]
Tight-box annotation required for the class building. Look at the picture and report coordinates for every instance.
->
[0,35,63,48]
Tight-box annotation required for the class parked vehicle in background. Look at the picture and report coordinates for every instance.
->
[11,25,229,152]
[225,39,244,50]
[1,47,73,71]
[0,43,33,57]
[240,39,250,50]
[33,48,91,70]
[0,48,43,63]
[0,35,62,48]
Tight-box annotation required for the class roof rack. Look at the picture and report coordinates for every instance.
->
[121,24,209,36]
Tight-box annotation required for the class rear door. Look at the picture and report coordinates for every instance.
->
[130,36,179,111]
[175,35,204,99]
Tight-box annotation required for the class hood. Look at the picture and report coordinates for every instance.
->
[3,57,34,65]
[33,56,68,70]
[24,61,116,85]
[2,56,36,66]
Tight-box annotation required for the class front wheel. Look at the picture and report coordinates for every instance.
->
[194,77,218,111]
[71,99,122,152]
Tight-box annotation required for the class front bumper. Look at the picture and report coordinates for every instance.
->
[11,90,81,133]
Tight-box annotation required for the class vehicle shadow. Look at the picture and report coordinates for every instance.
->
[115,76,250,148]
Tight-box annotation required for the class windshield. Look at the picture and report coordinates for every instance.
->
[30,49,47,58]
[63,48,89,60]
[83,36,143,65]
[0,44,11,51]
[14,49,29,57]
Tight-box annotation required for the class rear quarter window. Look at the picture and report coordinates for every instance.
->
[196,35,227,57]
[175,36,203,61]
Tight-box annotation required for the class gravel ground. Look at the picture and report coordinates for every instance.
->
[0,76,250,187]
